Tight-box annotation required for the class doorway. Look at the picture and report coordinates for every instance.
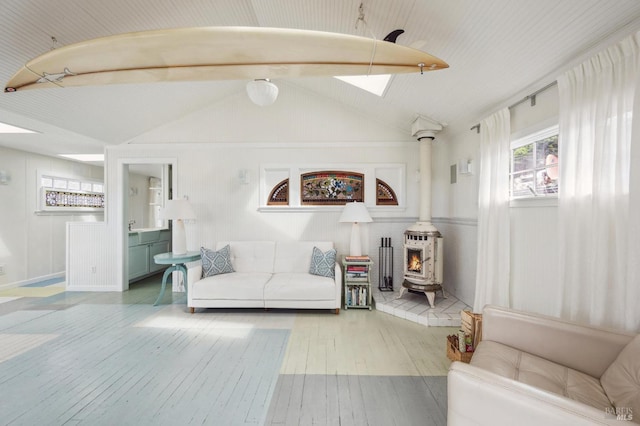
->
[118,159,176,291]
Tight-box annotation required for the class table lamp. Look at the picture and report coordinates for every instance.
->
[162,199,196,255]
[339,201,373,256]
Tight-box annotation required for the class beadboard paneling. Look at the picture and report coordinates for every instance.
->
[95,139,424,291]
[431,218,477,307]
[510,205,560,316]
[0,146,103,288]
[66,222,113,291]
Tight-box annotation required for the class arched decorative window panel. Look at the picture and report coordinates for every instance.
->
[267,178,289,205]
[300,171,363,205]
[376,178,398,205]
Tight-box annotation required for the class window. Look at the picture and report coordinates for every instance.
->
[39,174,104,212]
[510,125,559,199]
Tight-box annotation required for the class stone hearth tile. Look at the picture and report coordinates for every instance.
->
[373,289,471,327]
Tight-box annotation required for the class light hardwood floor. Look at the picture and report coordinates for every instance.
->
[0,275,455,425]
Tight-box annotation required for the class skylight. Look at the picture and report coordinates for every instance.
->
[0,122,36,134]
[334,74,391,96]
[59,154,105,162]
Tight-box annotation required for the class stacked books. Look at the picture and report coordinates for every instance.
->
[344,255,371,308]
[345,264,369,281]
[346,286,368,306]
[344,255,371,262]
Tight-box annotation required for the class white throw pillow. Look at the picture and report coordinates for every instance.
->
[600,334,640,419]
[201,245,235,277]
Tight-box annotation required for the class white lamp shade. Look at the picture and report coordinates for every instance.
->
[161,199,196,220]
[339,202,372,256]
[246,79,278,106]
[161,199,195,255]
[339,201,372,223]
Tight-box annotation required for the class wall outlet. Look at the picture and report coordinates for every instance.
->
[0,264,5,275]
[90,266,97,274]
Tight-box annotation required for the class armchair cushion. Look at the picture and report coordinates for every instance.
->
[471,340,612,410]
[448,305,639,426]
[600,334,640,416]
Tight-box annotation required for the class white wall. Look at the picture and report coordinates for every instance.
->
[127,172,151,230]
[431,129,479,307]
[66,75,561,311]
[509,87,561,315]
[0,146,103,287]
[436,85,561,314]
[96,141,423,292]
[69,84,428,292]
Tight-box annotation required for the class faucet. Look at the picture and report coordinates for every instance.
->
[128,220,136,231]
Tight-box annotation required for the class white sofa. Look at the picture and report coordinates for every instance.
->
[186,241,342,314]
[448,305,639,425]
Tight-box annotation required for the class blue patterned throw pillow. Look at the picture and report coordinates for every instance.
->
[309,246,336,278]
[201,245,235,277]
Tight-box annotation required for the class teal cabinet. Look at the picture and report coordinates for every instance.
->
[128,229,171,282]
[149,241,170,273]
[129,244,150,280]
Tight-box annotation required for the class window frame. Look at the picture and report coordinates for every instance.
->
[38,172,105,214]
[509,124,559,203]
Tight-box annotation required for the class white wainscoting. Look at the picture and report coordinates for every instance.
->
[509,205,560,316]
[432,217,477,308]
[66,222,115,291]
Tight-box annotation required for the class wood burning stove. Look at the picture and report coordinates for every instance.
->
[400,228,443,307]
[401,228,445,308]
[398,115,447,309]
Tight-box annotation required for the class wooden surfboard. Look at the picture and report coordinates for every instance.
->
[5,26,448,92]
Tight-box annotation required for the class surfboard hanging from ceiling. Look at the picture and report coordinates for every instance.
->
[4,26,448,93]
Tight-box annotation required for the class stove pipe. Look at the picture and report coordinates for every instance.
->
[410,116,443,232]
[401,116,445,296]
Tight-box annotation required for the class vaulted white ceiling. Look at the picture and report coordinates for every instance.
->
[1,0,640,160]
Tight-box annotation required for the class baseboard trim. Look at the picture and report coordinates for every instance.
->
[0,271,65,290]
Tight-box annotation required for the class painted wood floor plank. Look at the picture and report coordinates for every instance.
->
[54,330,166,422]
[124,328,235,424]
[0,277,451,425]
[0,333,57,362]
[344,374,369,426]
[247,332,289,425]
[298,374,326,424]
[68,333,179,424]
[284,373,306,425]
[325,374,341,426]
[264,374,294,425]
[175,339,245,424]
[0,331,134,423]
[203,330,285,425]
[423,376,449,424]
[388,376,443,426]
[263,374,448,426]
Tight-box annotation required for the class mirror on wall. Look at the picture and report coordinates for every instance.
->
[127,164,168,230]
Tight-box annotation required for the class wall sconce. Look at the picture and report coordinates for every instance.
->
[0,170,10,185]
[238,169,250,185]
[458,159,473,175]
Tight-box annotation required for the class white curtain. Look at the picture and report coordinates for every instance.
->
[557,32,640,331]
[473,108,511,312]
